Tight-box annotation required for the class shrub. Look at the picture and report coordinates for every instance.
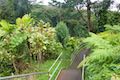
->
[55,21,70,47]
[79,25,120,80]
[65,19,89,37]
[0,15,63,76]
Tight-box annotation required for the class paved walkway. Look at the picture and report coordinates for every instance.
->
[57,69,81,80]
[56,48,90,80]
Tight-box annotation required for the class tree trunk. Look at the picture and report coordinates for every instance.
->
[12,60,18,74]
[37,53,43,63]
[87,0,92,31]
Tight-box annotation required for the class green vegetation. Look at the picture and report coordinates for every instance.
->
[56,22,69,47]
[79,25,120,80]
[0,15,63,76]
[22,59,70,80]
[0,15,79,77]
[0,0,31,23]
[0,0,120,80]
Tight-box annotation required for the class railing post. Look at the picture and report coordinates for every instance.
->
[82,54,86,80]
[48,72,50,80]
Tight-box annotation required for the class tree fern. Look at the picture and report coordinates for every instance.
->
[78,25,120,80]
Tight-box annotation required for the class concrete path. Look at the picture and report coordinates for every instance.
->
[56,48,90,80]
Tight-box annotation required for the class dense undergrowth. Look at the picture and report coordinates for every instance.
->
[79,25,120,80]
[0,15,81,77]
[0,13,119,80]
[0,15,62,76]
[0,1,120,80]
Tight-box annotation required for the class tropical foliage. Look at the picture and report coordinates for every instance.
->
[0,0,120,79]
[56,22,69,47]
[0,15,63,76]
[0,0,31,23]
[79,25,120,80]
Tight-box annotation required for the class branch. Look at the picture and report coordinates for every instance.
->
[76,6,87,23]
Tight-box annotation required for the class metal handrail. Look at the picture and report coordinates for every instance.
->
[48,52,62,72]
[72,43,87,55]
[0,72,48,80]
[49,60,62,80]
[82,54,86,80]
[55,68,62,80]
[0,52,63,80]
[48,52,63,80]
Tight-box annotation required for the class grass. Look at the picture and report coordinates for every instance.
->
[38,59,70,80]
[17,49,72,80]
[21,59,70,80]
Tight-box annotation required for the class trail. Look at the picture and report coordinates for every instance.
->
[56,48,90,80]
